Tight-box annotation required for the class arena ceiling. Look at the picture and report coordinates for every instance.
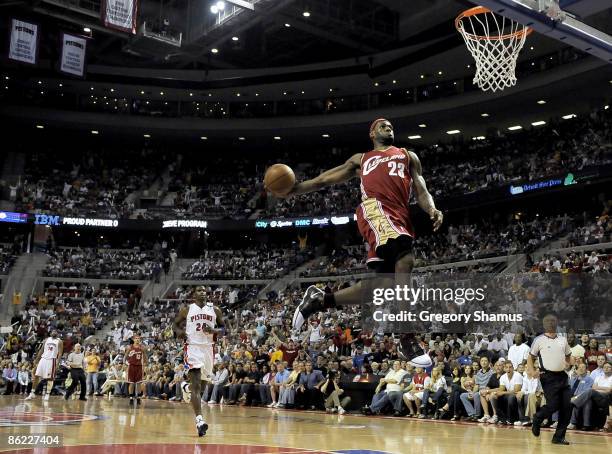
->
[0,0,506,70]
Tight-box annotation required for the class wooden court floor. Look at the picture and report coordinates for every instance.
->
[0,396,610,454]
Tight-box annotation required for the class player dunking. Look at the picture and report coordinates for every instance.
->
[285,119,443,363]
[173,286,225,437]
[125,334,147,406]
[26,329,63,401]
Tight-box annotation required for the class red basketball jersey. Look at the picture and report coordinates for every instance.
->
[358,146,414,232]
[127,345,144,366]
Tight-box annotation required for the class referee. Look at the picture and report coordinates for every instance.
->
[527,313,572,445]
[64,343,87,401]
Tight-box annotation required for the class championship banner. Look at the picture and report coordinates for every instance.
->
[60,33,87,77]
[8,18,39,65]
[102,0,138,34]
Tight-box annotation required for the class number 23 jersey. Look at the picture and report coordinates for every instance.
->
[357,146,415,262]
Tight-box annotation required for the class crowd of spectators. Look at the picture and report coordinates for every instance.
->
[184,247,313,280]
[1,274,611,434]
[44,248,169,280]
[13,146,170,218]
[3,108,610,221]
[565,214,612,247]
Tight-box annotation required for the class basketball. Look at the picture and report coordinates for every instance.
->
[264,164,295,196]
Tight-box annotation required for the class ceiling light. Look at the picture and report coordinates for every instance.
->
[232,36,239,41]
[255,93,259,96]
[392,80,397,84]
[201,136,207,140]
[4,76,9,80]
[438,71,443,75]
[472,136,485,140]
[160,91,164,95]
[322,134,330,138]
[605,105,609,110]
[84,27,91,33]
[537,100,546,104]
[143,134,151,138]
[420,75,424,79]
[301,90,305,94]
[329,88,333,92]
[530,46,534,50]
[283,92,287,95]
[303,11,311,17]
[285,23,291,27]
[91,130,99,134]
[446,130,460,135]
[216,1,225,10]
[189,93,193,96]
[562,114,577,119]
[36,125,44,129]
[466,64,471,68]
[38,80,42,84]
[481,113,489,117]
[418,124,426,128]
[274,136,281,140]
[531,120,546,126]
[208,93,212,96]
[236,93,240,97]
[110,88,114,92]
[374,82,379,86]
[58,83,62,87]
[211,48,219,54]
[140,90,145,94]
[210,5,218,13]
[238,137,245,141]
[408,135,422,139]
[508,125,522,131]
[90,87,94,90]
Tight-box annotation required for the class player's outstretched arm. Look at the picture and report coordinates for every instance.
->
[283,153,362,197]
[407,150,443,231]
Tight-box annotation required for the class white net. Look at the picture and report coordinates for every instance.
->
[456,8,530,92]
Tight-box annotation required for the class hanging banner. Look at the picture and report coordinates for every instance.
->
[60,33,87,77]
[8,18,39,65]
[102,0,138,34]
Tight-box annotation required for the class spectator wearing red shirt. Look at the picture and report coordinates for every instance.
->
[279,340,299,368]
[585,339,604,372]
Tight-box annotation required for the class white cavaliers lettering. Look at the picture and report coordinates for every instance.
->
[361,153,407,176]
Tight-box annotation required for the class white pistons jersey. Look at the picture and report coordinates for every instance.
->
[41,337,60,359]
[186,303,216,346]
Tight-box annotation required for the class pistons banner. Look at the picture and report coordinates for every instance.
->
[8,18,39,65]
[102,0,138,34]
[60,33,87,77]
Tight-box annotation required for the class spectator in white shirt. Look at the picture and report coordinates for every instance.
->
[590,355,607,382]
[363,361,406,415]
[489,334,509,360]
[508,333,530,369]
[568,333,585,360]
[515,366,543,425]
[490,360,523,425]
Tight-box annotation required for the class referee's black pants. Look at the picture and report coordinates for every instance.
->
[535,371,571,441]
[66,368,87,399]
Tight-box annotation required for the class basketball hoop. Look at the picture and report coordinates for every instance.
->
[456,6,532,92]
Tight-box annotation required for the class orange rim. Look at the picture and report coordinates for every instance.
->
[455,6,532,41]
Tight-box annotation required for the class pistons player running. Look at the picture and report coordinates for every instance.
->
[173,286,225,437]
[125,334,147,405]
[285,119,442,365]
[26,330,63,401]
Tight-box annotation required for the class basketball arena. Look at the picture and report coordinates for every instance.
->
[0,1,611,453]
